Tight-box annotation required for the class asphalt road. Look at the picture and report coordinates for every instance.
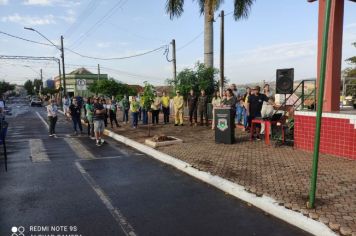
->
[0,97,310,236]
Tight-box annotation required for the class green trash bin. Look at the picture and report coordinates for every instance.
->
[214,107,235,144]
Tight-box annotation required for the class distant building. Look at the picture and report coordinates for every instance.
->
[43,79,54,89]
[54,67,108,97]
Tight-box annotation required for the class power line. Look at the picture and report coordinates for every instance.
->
[109,23,167,44]
[69,0,129,49]
[177,31,204,51]
[65,45,168,61]
[0,31,54,47]
[64,0,100,39]
[101,66,164,81]
[1,30,168,61]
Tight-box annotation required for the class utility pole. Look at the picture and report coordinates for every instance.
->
[172,39,177,81]
[220,10,224,96]
[40,68,43,95]
[61,35,66,95]
[57,59,62,106]
[98,64,100,80]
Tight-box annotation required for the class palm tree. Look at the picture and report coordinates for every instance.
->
[166,0,255,68]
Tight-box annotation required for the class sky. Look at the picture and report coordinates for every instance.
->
[0,0,356,86]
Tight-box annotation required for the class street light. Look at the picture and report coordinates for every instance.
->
[24,27,67,96]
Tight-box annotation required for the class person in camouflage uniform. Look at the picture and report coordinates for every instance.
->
[198,89,208,126]
[173,90,184,126]
[187,89,198,126]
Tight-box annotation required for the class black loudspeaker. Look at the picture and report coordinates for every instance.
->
[276,68,294,94]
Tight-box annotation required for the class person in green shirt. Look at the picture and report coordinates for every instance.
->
[109,99,120,128]
[140,96,148,125]
[85,97,94,138]
[130,96,140,128]
[121,95,130,124]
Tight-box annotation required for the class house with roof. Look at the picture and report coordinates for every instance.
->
[54,67,108,97]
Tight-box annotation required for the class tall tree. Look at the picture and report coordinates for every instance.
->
[166,0,255,68]
[343,42,356,96]
[167,62,218,101]
[88,78,136,98]
[0,80,15,97]
[24,79,34,95]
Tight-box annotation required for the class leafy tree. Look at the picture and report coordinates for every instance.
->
[166,0,255,68]
[344,42,356,95]
[141,81,155,111]
[0,80,15,96]
[33,79,43,93]
[167,62,219,101]
[88,78,136,98]
[24,79,34,95]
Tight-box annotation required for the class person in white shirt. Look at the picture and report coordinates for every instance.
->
[261,84,274,134]
[62,95,71,120]
[47,99,58,137]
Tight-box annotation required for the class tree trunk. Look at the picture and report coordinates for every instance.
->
[204,3,214,68]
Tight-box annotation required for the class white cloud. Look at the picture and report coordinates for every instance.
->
[345,22,356,30]
[23,0,80,7]
[229,40,317,65]
[223,40,319,84]
[0,0,8,5]
[97,42,112,48]
[23,0,51,6]
[58,9,76,23]
[1,13,56,26]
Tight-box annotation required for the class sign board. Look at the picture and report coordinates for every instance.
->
[76,79,87,91]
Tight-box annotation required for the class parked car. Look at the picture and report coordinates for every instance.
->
[30,98,42,107]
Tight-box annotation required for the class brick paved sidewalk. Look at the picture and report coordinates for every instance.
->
[109,113,356,236]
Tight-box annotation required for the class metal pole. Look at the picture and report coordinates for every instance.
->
[342,75,346,97]
[302,81,305,110]
[97,64,100,80]
[308,0,332,209]
[172,39,177,81]
[57,59,62,107]
[61,36,67,95]
[220,10,224,96]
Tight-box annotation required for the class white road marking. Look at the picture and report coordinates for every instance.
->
[77,155,124,161]
[36,111,49,129]
[75,162,137,236]
[63,138,95,160]
[29,139,50,162]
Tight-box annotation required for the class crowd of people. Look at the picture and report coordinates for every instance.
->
[45,83,277,146]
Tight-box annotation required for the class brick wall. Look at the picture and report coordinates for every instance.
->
[294,111,356,159]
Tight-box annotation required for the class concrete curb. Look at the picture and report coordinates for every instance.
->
[57,110,335,236]
[103,129,336,236]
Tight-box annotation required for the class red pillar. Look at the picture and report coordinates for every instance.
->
[316,0,344,112]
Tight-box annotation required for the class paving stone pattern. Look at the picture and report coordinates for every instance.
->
[112,113,356,235]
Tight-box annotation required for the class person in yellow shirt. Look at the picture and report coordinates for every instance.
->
[130,96,140,128]
[151,91,161,125]
[140,95,148,125]
[173,90,184,126]
[161,91,170,124]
